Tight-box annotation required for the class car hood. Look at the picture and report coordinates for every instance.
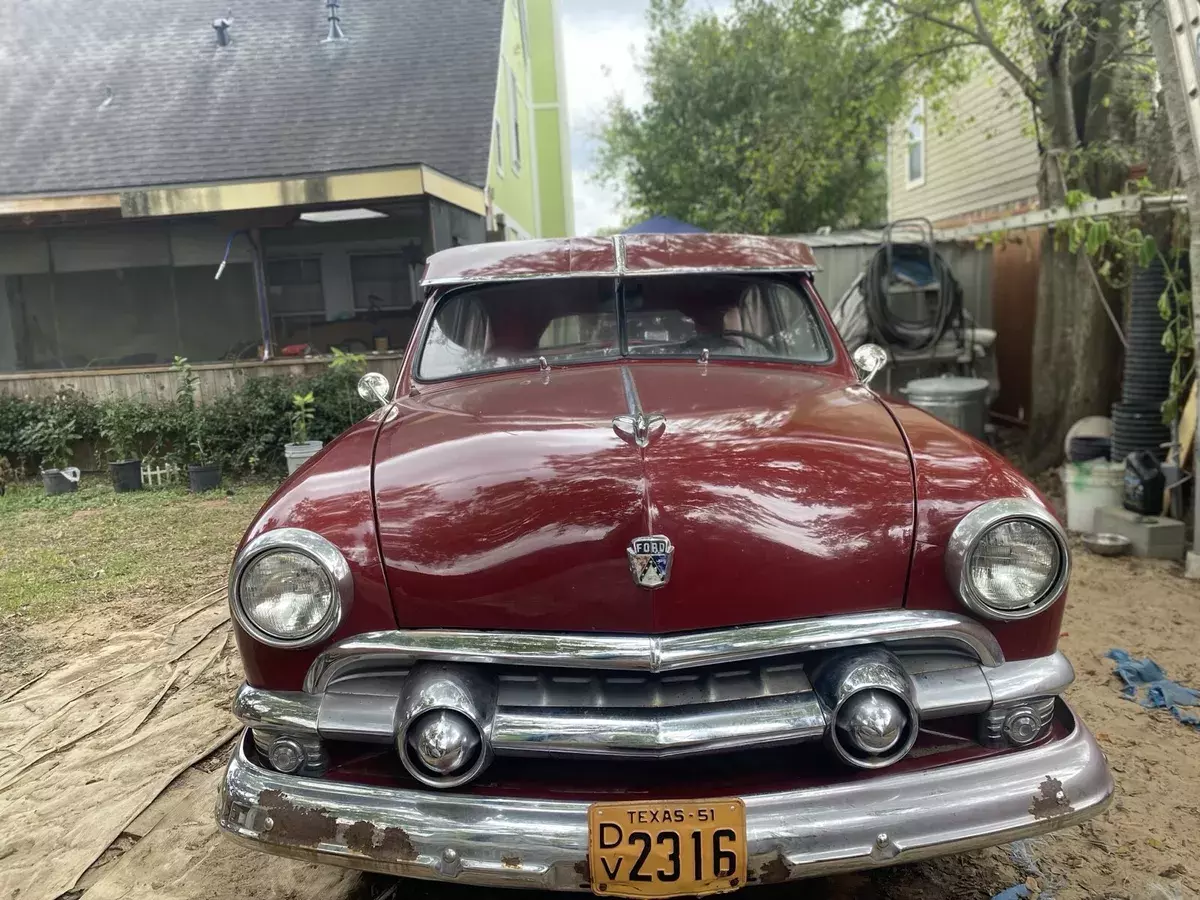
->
[372,363,914,633]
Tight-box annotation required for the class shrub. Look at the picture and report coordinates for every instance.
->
[0,356,376,478]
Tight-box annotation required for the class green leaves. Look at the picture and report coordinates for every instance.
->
[1139,234,1158,269]
[595,0,904,233]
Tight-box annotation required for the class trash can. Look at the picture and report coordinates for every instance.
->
[901,376,990,440]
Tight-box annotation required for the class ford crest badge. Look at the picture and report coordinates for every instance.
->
[627,535,673,589]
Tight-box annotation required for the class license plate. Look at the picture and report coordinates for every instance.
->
[587,799,747,898]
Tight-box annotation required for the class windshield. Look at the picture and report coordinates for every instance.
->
[415,274,832,381]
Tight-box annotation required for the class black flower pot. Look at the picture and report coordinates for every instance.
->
[109,459,143,493]
[188,463,222,493]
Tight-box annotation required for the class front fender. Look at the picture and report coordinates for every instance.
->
[233,411,397,690]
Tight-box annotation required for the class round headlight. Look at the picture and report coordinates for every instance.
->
[230,529,352,647]
[967,520,1059,610]
[240,551,334,639]
[946,499,1068,621]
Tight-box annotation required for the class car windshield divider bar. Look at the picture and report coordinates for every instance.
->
[303,609,1004,694]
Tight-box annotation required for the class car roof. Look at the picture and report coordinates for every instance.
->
[421,234,819,286]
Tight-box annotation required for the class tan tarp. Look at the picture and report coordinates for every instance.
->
[0,590,246,899]
[83,768,363,900]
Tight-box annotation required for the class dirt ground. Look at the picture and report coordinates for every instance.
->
[1,513,1198,899]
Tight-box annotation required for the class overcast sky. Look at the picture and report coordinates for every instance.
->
[560,0,730,235]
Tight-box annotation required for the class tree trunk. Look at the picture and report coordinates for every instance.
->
[1022,55,1126,473]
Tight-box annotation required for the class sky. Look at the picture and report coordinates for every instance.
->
[559,0,730,235]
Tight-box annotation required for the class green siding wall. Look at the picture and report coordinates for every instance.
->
[487,0,571,238]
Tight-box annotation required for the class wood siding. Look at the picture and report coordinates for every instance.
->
[0,353,405,403]
[888,63,1040,225]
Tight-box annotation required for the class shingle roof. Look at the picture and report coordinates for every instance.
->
[0,0,503,196]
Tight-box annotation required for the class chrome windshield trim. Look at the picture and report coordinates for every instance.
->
[420,264,820,288]
[303,610,1003,694]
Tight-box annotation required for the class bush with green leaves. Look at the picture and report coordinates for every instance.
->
[0,355,375,478]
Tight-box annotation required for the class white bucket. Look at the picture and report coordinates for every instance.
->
[1060,460,1124,532]
[284,441,324,475]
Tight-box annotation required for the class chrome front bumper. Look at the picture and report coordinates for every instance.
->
[218,705,1113,890]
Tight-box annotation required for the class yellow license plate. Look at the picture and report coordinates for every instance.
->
[587,799,747,898]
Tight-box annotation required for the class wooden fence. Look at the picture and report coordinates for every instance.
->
[0,352,406,404]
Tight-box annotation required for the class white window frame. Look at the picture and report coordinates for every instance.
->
[905,98,926,189]
[493,118,505,176]
[508,65,523,173]
[517,0,529,58]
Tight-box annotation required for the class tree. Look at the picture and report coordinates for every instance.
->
[595,0,908,234]
[855,0,1161,469]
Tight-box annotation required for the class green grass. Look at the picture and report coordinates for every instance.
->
[0,478,275,620]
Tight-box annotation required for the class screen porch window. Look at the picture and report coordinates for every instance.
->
[351,254,416,312]
[266,257,324,346]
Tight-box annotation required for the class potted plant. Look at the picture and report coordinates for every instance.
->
[99,399,142,493]
[172,356,223,492]
[284,391,322,474]
[23,397,82,495]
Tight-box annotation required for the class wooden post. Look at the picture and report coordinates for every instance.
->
[1148,0,1200,576]
[249,228,273,361]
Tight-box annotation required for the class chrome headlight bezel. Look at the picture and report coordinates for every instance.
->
[229,528,353,648]
[945,498,1069,621]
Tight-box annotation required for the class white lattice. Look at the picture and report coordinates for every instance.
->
[140,462,180,487]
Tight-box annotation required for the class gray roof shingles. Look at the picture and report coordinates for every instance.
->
[0,0,503,196]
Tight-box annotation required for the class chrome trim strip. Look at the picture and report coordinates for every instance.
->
[945,498,1071,622]
[218,707,1113,889]
[240,652,1073,762]
[490,692,827,759]
[303,610,1005,693]
[613,234,627,276]
[229,528,353,649]
[233,685,320,736]
[420,264,820,287]
[985,651,1075,704]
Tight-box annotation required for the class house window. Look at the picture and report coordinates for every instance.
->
[351,254,416,312]
[905,98,925,188]
[508,67,522,172]
[517,0,529,57]
[494,118,504,175]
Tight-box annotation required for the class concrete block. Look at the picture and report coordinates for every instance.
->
[1186,551,1200,580]
[1093,506,1186,560]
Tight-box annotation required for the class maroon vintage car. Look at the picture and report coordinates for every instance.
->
[218,234,1112,896]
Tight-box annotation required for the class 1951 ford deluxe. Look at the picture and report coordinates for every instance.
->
[218,234,1112,896]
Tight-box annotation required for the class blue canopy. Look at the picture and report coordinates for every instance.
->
[622,215,707,235]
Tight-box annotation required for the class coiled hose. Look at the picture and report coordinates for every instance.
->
[863,243,963,353]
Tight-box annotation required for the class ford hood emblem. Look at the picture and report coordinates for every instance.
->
[627,535,674,589]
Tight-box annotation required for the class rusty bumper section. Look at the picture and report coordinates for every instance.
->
[217,704,1112,891]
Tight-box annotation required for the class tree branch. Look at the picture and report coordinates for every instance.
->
[883,0,1040,104]
[967,0,1042,102]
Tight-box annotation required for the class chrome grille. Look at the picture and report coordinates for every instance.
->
[495,661,811,709]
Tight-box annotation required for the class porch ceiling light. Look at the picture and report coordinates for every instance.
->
[299,208,387,223]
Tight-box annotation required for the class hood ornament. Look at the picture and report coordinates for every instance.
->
[612,412,667,449]
[627,535,674,589]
